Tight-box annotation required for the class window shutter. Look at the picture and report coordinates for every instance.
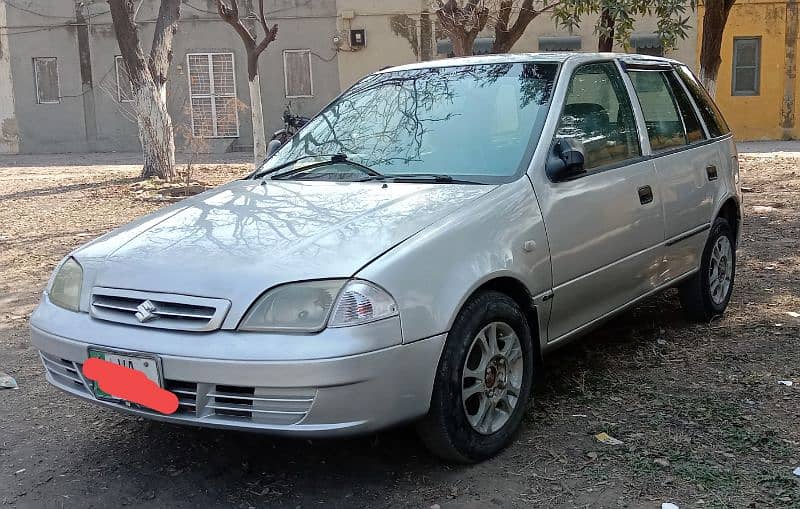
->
[34,58,60,104]
[284,50,313,98]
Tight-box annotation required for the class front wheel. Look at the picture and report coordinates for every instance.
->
[416,291,535,463]
[679,216,736,321]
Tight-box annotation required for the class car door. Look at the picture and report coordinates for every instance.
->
[535,61,665,343]
[627,67,718,278]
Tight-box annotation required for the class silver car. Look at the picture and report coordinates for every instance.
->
[31,53,742,463]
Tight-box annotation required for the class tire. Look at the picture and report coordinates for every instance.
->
[416,291,535,463]
[679,217,736,322]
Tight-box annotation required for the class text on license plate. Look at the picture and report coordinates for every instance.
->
[87,349,160,399]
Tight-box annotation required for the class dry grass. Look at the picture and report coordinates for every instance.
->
[0,152,797,508]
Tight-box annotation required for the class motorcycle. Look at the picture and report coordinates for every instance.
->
[270,103,311,145]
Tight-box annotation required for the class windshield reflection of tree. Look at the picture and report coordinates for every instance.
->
[277,63,557,176]
[113,180,490,266]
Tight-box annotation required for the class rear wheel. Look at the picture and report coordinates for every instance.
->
[416,291,535,463]
[679,217,736,321]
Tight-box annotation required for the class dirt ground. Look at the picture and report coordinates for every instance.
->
[0,149,798,508]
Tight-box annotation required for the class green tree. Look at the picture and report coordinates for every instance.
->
[553,0,694,53]
[433,1,693,58]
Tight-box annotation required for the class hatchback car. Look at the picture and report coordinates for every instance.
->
[31,53,742,463]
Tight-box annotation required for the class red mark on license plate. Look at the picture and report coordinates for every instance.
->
[82,358,178,415]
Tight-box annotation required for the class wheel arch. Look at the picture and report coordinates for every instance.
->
[716,196,741,246]
[457,276,544,370]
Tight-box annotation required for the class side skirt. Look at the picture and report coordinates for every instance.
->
[540,268,699,355]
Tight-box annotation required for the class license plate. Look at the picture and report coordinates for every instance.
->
[87,349,162,401]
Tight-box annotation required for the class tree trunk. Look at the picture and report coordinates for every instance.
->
[108,0,180,180]
[249,75,267,165]
[434,0,489,57]
[214,0,278,166]
[598,8,615,52]
[492,0,540,54]
[700,0,736,97]
[452,33,475,56]
[134,75,176,179]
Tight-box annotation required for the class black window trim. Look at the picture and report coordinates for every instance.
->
[666,66,713,140]
[546,59,644,182]
[732,36,761,96]
[673,63,731,138]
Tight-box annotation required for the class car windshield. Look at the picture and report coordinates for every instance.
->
[259,62,559,183]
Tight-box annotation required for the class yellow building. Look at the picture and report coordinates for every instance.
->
[699,0,799,140]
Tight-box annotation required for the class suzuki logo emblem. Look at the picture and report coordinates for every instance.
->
[135,300,158,323]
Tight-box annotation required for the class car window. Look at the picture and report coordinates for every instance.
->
[676,65,731,138]
[629,71,688,152]
[263,62,559,184]
[665,71,705,143]
[554,62,641,171]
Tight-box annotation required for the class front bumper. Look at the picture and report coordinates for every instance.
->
[30,303,446,437]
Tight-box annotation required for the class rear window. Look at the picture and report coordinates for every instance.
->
[629,71,688,152]
[676,65,730,138]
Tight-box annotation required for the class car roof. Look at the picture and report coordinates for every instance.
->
[377,52,683,74]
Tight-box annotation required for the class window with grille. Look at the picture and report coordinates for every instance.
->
[33,57,60,104]
[187,52,240,138]
[283,50,313,98]
[115,56,134,103]
[732,37,761,96]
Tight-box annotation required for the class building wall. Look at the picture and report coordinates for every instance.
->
[4,0,340,154]
[334,0,427,89]
[6,1,91,153]
[2,0,701,154]
[332,2,698,88]
[698,0,798,141]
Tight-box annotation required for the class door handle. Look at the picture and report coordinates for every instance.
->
[638,185,654,205]
[706,164,718,181]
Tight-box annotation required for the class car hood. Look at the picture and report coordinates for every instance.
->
[75,178,495,326]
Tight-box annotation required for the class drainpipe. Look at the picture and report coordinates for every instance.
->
[75,1,98,152]
[783,0,799,139]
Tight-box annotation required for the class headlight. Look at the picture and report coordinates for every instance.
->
[239,279,398,332]
[240,280,345,332]
[48,257,83,311]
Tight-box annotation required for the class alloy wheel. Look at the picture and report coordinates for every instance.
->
[461,322,524,435]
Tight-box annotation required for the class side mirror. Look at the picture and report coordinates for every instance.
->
[266,139,282,160]
[546,138,586,182]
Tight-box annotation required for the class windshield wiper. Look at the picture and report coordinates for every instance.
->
[252,153,344,179]
[359,173,484,185]
[270,154,384,180]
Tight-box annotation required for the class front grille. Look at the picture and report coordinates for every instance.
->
[164,380,198,415]
[40,352,91,396]
[204,385,316,425]
[90,287,230,332]
[40,352,317,426]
